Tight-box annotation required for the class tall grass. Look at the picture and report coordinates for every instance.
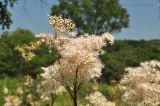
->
[0,77,118,106]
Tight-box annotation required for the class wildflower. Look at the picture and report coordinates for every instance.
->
[41,32,114,83]
[25,76,33,87]
[27,93,33,102]
[40,93,50,101]
[120,60,160,106]
[4,95,21,106]
[85,91,115,106]
[48,15,76,34]
[15,15,114,106]
[3,86,9,95]
[16,87,23,95]
[68,32,77,37]
[36,84,42,93]
[40,16,114,106]
[30,101,40,106]
[40,77,66,96]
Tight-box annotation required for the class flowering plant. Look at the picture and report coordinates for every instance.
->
[85,91,115,106]
[120,60,160,106]
[14,15,114,106]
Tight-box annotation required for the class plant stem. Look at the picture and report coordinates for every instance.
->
[50,95,55,106]
[73,91,77,106]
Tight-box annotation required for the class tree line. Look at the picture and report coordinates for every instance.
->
[0,28,159,83]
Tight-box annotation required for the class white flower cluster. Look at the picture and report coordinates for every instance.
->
[59,33,114,57]
[38,16,114,103]
[23,15,115,105]
[4,95,22,106]
[3,87,22,106]
[25,75,33,87]
[85,91,115,106]
[41,67,66,95]
[48,15,76,33]
[40,32,114,83]
[120,60,160,106]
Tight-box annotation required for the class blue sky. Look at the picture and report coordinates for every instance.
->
[2,0,160,40]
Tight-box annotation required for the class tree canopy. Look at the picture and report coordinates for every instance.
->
[0,0,17,29]
[50,0,129,35]
[0,0,48,30]
[0,28,56,77]
[100,40,160,83]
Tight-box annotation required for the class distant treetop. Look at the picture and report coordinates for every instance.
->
[50,0,129,35]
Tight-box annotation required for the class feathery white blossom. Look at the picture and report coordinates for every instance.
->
[40,32,114,83]
[28,15,114,106]
[120,60,160,106]
[48,15,76,34]
[41,66,65,95]
[4,95,22,106]
[38,17,114,106]
[85,91,115,106]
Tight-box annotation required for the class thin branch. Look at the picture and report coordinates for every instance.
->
[76,82,84,92]
[66,83,74,100]
[74,65,79,91]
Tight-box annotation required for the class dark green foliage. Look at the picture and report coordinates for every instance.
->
[24,45,56,76]
[100,40,160,83]
[0,28,35,77]
[0,0,48,30]
[0,0,17,29]
[50,0,129,34]
[0,28,56,77]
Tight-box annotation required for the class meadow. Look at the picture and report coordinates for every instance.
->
[0,16,160,106]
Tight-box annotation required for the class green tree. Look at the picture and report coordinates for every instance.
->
[100,40,160,83]
[0,0,17,29]
[50,0,129,34]
[0,28,35,76]
[0,28,56,77]
[0,0,48,30]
